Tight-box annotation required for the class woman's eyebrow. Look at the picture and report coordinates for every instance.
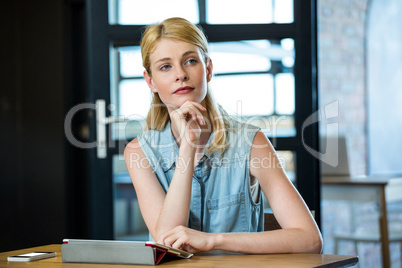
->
[154,57,171,64]
[182,50,198,57]
[154,50,199,64]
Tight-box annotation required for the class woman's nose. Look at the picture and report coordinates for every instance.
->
[176,68,188,81]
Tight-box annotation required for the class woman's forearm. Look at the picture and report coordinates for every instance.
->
[154,144,196,239]
[213,228,322,254]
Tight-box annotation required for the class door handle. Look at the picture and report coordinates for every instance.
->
[96,99,128,159]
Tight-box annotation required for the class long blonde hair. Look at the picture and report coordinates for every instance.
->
[140,17,230,156]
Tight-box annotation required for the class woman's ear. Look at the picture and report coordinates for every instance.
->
[144,70,158,93]
[206,58,213,82]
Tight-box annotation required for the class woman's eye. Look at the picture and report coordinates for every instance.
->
[160,64,171,71]
[186,59,197,65]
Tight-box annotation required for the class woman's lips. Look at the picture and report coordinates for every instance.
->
[174,86,194,94]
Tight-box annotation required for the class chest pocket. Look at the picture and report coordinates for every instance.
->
[206,192,246,233]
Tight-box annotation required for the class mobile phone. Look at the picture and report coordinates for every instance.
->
[7,252,56,262]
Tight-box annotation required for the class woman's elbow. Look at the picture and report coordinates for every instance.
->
[307,231,323,253]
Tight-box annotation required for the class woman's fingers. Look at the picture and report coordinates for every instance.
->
[168,101,208,145]
[158,227,189,251]
[172,237,186,251]
[170,103,205,133]
[157,226,211,254]
[171,105,201,124]
[186,101,206,113]
[157,228,179,247]
[180,104,205,126]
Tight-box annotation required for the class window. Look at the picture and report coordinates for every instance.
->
[109,0,199,24]
[206,0,293,24]
[109,0,293,25]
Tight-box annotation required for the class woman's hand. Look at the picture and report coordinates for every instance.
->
[168,101,206,147]
[157,225,216,253]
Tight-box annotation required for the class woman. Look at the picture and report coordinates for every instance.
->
[124,17,322,254]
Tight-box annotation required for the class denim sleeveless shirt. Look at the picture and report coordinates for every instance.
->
[138,117,264,234]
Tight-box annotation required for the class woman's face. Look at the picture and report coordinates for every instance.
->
[144,38,213,111]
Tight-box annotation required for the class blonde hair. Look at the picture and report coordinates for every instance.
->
[140,17,230,156]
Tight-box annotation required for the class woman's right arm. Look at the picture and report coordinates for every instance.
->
[124,102,205,241]
[124,139,167,240]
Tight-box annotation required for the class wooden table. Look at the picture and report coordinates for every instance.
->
[0,244,358,268]
[322,176,402,268]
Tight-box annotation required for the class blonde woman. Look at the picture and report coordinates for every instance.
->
[124,17,322,254]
